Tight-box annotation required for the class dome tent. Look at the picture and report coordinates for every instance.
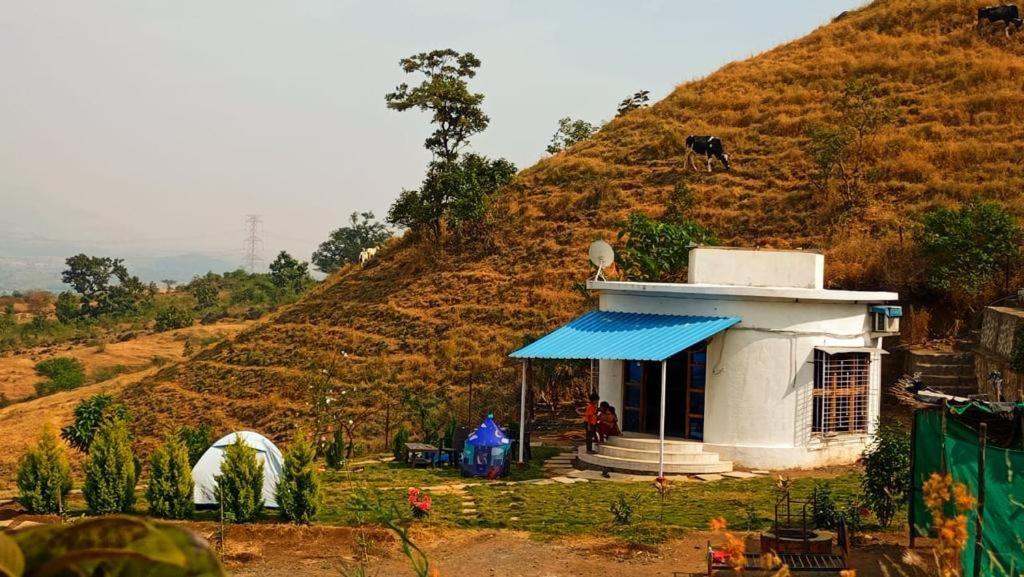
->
[192,431,284,508]
[461,415,512,478]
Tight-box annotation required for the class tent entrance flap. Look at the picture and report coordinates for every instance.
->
[509,310,740,361]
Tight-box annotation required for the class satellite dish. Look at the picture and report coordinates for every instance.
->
[588,240,614,281]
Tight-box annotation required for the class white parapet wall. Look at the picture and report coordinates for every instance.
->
[688,247,824,289]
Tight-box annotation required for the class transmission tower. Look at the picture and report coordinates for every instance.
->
[243,214,263,273]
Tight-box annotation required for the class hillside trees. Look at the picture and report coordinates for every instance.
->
[803,80,896,216]
[311,212,391,273]
[547,117,599,154]
[61,394,130,453]
[616,212,716,282]
[616,90,650,116]
[269,251,313,293]
[385,49,516,241]
[16,427,72,514]
[917,201,1020,298]
[33,357,86,396]
[60,255,153,318]
[189,275,219,310]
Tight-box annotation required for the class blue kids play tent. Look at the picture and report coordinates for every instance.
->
[461,415,512,477]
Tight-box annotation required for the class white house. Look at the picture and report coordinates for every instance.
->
[511,247,900,472]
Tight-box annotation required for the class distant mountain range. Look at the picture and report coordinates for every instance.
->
[0,253,239,293]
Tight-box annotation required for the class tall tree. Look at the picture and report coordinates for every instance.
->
[547,117,598,154]
[385,49,489,162]
[83,417,137,514]
[311,212,391,274]
[268,251,312,293]
[61,255,152,317]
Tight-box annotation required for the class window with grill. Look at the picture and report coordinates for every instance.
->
[812,349,870,435]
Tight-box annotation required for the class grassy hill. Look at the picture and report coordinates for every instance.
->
[122,0,1024,450]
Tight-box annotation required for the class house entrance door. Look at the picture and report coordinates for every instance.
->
[620,345,707,440]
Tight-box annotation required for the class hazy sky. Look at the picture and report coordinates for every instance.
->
[0,0,863,268]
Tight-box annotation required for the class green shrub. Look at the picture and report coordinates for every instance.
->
[392,426,411,462]
[178,424,212,467]
[276,436,320,523]
[83,418,138,514]
[92,364,131,383]
[861,421,910,527]
[33,357,85,396]
[214,435,264,522]
[154,306,193,332]
[146,435,195,520]
[609,494,638,525]
[812,481,843,530]
[614,521,668,549]
[616,211,716,282]
[61,394,130,453]
[325,428,345,470]
[16,428,72,514]
[54,291,80,324]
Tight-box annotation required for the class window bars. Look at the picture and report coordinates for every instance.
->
[812,349,870,435]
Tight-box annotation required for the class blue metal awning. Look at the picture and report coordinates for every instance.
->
[509,310,740,361]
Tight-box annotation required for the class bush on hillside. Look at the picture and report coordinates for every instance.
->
[276,436,320,524]
[33,357,86,396]
[83,418,138,514]
[61,394,130,453]
[325,428,345,470]
[312,212,392,273]
[616,211,716,282]
[54,291,79,324]
[16,427,72,514]
[392,426,411,462]
[214,435,264,523]
[918,201,1020,298]
[268,251,313,294]
[146,434,195,520]
[861,421,910,528]
[178,424,212,467]
[154,305,193,332]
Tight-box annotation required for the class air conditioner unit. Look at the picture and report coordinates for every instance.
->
[870,305,902,334]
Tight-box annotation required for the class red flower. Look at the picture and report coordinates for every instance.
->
[712,550,728,564]
[414,495,432,512]
[407,487,421,504]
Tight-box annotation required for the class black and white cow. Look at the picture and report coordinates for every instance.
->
[685,135,731,172]
[978,4,1023,37]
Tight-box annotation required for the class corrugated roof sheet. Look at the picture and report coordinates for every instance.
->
[509,310,740,361]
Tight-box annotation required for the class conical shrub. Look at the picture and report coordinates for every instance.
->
[146,434,195,519]
[214,435,264,523]
[276,435,320,523]
[83,418,137,514]
[16,427,72,514]
[325,428,344,470]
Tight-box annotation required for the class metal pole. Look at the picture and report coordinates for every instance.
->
[973,422,987,577]
[659,360,667,478]
[519,360,527,463]
[908,411,918,548]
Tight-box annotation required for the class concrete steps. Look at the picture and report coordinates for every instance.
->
[575,436,733,474]
[906,349,977,396]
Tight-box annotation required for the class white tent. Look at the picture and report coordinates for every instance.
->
[191,431,284,508]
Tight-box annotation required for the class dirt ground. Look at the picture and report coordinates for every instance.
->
[203,524,912,577]
[0,321,250,401]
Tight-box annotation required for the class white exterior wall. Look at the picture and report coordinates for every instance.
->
[596,292,884,470]
[688,247,825,289]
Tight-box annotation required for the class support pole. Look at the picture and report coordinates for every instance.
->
[659,360,667,478]
[519,360,527,463]
[973,422,987,577]
[908,412,918,548]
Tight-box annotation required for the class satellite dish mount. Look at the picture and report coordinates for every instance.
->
[588,240,614,281]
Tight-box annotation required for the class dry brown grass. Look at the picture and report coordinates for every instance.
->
[92,0,1024,456]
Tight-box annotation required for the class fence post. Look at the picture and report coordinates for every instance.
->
[973,422,987,577]
[908,412,918,548]
[940,406,948,475]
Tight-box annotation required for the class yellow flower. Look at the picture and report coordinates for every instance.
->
[839,570,857,577]
[760,551,782,570]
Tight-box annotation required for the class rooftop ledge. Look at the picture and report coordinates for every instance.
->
[586,280,898,304]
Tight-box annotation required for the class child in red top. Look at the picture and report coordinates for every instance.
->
[583,392,600,454]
